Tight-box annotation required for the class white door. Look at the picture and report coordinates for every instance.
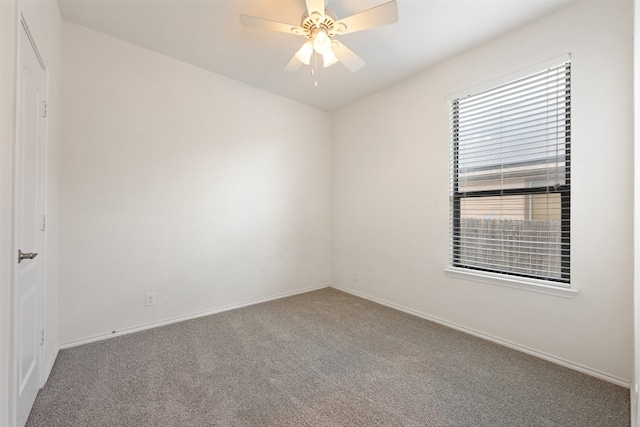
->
[15,19,46,427]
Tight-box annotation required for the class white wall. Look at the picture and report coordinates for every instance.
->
[59,22,332,345]
[1,0,61,425]
[332,0,633,383]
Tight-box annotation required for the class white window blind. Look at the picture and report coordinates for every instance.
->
[450,59,571,285]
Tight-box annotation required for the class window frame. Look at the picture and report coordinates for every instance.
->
[448,57,572,288]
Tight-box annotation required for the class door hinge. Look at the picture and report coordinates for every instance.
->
[40,329,45,345]
[42,100,48,118]
[41,215,46,231]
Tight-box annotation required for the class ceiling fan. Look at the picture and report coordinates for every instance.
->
[240,0,399,73]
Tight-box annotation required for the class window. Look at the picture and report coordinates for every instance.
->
[449,58,571,286]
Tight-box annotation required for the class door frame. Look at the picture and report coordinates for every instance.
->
[634,0,640,424]
[11,12,48,426]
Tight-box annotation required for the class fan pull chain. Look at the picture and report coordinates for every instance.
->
[312,51,318,87]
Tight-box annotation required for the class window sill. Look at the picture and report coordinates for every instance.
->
[444,267,578,298]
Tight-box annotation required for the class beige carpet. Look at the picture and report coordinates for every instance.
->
[27,287,630,426]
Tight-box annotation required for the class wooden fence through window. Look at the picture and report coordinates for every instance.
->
[458,218,562,279]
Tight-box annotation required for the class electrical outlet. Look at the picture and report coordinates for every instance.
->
[145,292,157,307]
[353,271,359,281]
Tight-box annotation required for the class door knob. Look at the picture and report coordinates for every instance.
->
[18,249,38,264]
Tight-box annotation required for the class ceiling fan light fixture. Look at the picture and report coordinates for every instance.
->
[312,29,332,55]
[322,49,338,68]
[295,41,313,65]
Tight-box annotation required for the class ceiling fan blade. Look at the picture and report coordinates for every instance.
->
[334,0,398,35]
[240,14,302,35]
[305,0,325,17]
[284,55,303,72]
[333,41,366,72]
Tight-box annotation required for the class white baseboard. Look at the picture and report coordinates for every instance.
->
[330,284,631,388]
[59,284,329,350]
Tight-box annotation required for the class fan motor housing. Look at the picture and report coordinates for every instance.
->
[298,9,346,39]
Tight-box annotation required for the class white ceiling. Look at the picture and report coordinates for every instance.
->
[57,0,574,112]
